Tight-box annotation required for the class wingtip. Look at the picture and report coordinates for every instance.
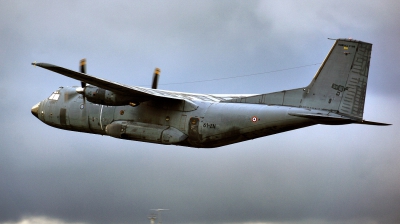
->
[31,61,37,66]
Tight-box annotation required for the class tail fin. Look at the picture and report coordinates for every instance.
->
[222,38,390,125]
[301,38,371,120]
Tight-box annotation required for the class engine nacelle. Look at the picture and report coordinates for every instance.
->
[105,121,187,144]
[82,86,133,106]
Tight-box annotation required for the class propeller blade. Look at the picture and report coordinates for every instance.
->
[152,67,161,89]
[80,58,87,88]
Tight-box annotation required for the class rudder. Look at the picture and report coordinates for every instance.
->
[300,38,372,121]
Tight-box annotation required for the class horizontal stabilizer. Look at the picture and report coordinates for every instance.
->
[288,112,353,125]
[355,120,391,126]
[289,112,391,126]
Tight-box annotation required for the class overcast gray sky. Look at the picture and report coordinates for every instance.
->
[1,1,399,224]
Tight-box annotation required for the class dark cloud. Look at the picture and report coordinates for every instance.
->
[1,1,399,224]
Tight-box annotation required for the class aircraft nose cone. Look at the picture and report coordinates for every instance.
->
[31,102,40,118]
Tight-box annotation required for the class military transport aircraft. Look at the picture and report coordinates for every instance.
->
[31,38,390,148]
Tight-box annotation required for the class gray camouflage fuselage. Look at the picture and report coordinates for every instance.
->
[33,86,315,148]
[31,38,390,148]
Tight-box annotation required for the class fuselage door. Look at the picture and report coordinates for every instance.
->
[60,108,69,126]
[188,117,201,142]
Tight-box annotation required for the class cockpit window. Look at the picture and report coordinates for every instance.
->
[48,90,60,101]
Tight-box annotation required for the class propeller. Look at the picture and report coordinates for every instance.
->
[76,59,87,105]
[152,67,161,89]
[80,59,87,88]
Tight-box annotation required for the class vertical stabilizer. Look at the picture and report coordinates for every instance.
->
[301,39,372,120]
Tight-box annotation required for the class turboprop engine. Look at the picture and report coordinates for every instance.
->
[77,85,134,106]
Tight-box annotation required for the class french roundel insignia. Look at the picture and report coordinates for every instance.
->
[251,116,258,122]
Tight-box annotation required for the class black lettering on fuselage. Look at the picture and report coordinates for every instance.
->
[203,123,216,129]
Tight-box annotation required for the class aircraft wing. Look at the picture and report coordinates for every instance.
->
[32,62,188,102]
